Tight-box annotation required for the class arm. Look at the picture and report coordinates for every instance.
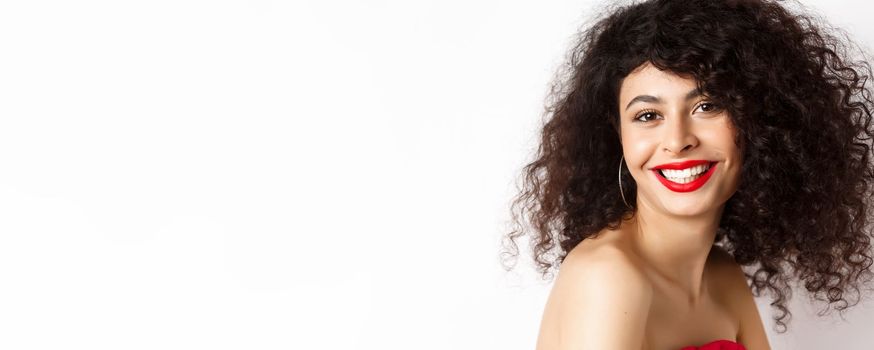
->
[536,249,653,350]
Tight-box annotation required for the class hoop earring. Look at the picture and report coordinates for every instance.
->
[619,155,633,210]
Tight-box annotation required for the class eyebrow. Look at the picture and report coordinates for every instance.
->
[624,88,703,111]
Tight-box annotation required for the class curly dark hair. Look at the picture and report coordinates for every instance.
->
[501,0,874,333]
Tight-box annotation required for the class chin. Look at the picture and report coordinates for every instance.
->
[660,200,718,217]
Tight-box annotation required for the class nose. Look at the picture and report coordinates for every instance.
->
[662,115,698,155]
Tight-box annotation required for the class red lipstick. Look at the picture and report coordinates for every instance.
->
[651,161,718,193]
[651,159,713,170]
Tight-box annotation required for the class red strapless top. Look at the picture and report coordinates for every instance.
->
[680,339,746,350]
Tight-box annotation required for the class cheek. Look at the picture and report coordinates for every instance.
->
[702,126,743,178]
[621,132,657,169]
[701,120,739,154]
[720,115,742,152]
[709,133,737,153]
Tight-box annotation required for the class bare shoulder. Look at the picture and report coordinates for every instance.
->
[535,238,653,350]
[707,245,771,350]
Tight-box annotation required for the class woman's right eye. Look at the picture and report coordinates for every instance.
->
[634,111,660,123]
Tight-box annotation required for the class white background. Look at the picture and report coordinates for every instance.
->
[0,0,872,349]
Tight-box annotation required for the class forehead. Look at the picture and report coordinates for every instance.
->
[618,63,699,105]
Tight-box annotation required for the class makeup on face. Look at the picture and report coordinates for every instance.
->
[618,63,741,208]
[650,160,718,192]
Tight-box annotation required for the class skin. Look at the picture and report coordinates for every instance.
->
[618,62,742,304]
[535,62,770,349]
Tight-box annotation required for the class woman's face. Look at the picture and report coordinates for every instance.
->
[617,63,742,217]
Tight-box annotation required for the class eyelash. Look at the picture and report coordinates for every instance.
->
[632,102,721,123]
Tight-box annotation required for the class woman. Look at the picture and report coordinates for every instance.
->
[501,0,874,349]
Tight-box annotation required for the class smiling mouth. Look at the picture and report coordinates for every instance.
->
[655,161,717,184]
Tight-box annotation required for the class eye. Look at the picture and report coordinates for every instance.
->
[695,101,721,113]
[633,109,661,123]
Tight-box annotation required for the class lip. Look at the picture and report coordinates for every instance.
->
[652,162,718,192]
[651,159,714,170]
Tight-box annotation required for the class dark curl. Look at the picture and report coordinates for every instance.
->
[501,0,874,333]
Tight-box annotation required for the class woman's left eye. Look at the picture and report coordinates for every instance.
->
[695,102,720,113]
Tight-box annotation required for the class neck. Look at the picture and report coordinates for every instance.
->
[625,201,724,306]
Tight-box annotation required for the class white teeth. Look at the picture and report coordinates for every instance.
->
[659,163,712,183]
[665,173,703,184]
